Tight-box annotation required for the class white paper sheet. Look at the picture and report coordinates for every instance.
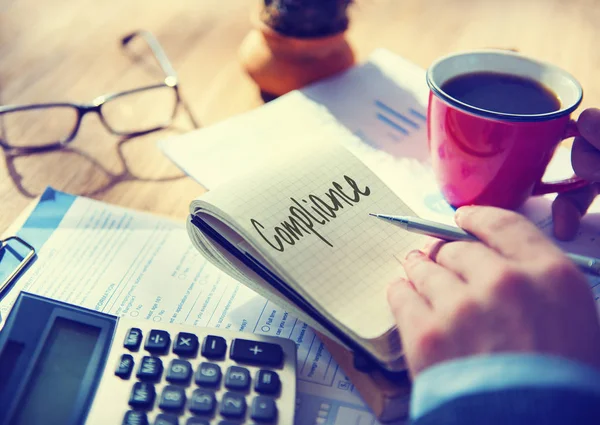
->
[0,190,392,425]
[160,48,600,300]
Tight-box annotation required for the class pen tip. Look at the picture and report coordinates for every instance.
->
[369,213,378,217]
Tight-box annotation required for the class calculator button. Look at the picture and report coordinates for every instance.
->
[154,413,179,425]
[128,382,156,408]
[166,359,192,383]
[220,392,246,418]
[201,335,226,359]
[189,389,216,415]
[194,362,221,387]
[186,418,209,425]
[230,339,283,366]
[123,410,148,425]
[124,328,143,351]
[254,370,280,394]
[115,354,135,379]
[173,332,199,357]
[251,396,277,422]
[225,366,250,390]
[137,356,163,381]
[159,385,186,411]
[145,330,171,354]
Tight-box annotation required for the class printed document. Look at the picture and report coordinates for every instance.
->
[0,187,391,425]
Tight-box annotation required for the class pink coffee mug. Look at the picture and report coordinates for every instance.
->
[426,50,587,210]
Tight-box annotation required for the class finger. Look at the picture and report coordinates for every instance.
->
[577,108,600,151]
[572,137,600,182]
[387,278,434,351]
[421,239,446,259]
[402,250,466,307]
[434,240,508,283]
[455,206,563,262]
[552,183,600,241]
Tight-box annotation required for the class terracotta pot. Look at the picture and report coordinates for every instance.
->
[239,18,356,97]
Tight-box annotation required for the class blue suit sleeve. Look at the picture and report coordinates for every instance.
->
[410,353,600,424]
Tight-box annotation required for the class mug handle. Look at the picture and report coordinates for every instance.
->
[532,120,589,195]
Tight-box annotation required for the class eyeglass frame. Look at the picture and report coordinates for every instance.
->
[0,30,192,154]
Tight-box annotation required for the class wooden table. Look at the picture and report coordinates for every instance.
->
[1,0,599,233]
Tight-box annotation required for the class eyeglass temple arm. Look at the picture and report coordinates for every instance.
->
[121,30,178,82]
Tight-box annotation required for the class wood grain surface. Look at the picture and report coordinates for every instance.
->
[1,0,599,232]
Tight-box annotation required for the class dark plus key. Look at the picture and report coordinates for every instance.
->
[144,330,170,354]
[229,339,283,366]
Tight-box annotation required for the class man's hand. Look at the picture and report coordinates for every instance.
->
[553,108,600,240]
[388,206,600,378]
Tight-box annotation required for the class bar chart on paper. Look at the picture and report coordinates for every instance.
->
[374,100,426,141]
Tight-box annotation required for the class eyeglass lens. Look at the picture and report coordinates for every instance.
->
[100,85,178,135]
[0,106,79,148]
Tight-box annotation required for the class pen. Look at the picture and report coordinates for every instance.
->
[369,213,600,277]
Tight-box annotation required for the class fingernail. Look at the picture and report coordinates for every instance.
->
[387,278,410,300]
[454,206,472,224]
[405,249,424,260]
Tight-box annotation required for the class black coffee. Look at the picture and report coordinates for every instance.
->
[441,71,561,114]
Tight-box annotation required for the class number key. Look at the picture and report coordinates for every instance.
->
[159,385,186,411]
[186,418,209,425]
[186,419,209,425]
[225,366,250,391]
[189,389,216,415]
[166,359,192,383]
[220,392,246,418]
[194,362,221,387]
[154,413,179,425]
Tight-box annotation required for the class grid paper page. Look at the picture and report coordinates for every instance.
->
[196,133,426,341]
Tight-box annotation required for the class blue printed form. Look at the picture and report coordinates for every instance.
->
[0,186,388,425]
[0,188,75,299]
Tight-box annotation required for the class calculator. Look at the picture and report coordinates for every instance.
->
[0,292,297,425]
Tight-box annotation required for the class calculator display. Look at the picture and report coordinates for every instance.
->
[12,317,101,425]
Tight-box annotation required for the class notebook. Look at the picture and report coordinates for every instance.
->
[186,129,428,371]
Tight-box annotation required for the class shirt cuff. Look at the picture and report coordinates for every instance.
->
[410,353,600,420]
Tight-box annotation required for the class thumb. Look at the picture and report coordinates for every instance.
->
[552,183,600,241]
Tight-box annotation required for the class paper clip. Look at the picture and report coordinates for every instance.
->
[0,236,35,297]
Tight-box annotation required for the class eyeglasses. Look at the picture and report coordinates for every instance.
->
[0,30,196,154]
